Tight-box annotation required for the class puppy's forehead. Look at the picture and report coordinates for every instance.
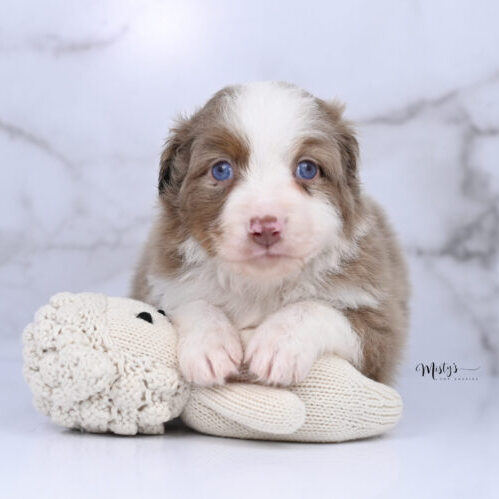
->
[226,82,320,160]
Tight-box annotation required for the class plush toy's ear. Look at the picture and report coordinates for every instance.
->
[158,116,194,196]
[184,383,306,435]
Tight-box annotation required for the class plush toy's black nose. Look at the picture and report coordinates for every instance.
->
[136,311,153,324]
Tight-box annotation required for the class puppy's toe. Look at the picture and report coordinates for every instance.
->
[247,337,314,386]
[267,349,313,386]
[246,346,276,382]
[179,343,241,386]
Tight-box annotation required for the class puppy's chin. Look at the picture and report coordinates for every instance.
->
[214,233,329,283]
[218,252,307,282]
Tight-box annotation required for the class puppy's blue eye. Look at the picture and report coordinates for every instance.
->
[211,161,233,181]
[296,160,318,180]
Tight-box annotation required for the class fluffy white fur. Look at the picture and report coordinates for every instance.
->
[244,301,363,385]
[173,299,243,385]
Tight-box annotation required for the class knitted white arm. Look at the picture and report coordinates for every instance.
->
[182,383,305,435]
[182,355,403,442]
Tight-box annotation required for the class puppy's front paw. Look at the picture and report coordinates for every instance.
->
[244,320,316,386]
[178,324,242,386]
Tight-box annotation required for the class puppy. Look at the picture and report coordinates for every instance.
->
[131,82,409,387]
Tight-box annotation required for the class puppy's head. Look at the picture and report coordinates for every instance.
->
[159,82,362,282]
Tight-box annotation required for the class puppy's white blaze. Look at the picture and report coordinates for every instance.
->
[231,82,318,152]
[230,83,319,185]
[215,83,344,274]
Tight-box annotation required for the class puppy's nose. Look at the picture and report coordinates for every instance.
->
[249,215,282,247]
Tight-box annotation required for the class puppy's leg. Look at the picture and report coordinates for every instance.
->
[344,304,406,384]
[172,300,243,386]
[245,301,362,386]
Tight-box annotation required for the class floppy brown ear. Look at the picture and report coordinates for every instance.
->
[325,100,359,180]
[336,119,359,191]
[158,116,194,196]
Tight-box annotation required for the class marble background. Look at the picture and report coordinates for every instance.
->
[1,0,498,379]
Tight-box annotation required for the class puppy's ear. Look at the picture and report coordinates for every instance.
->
[320,100,359,186]
[158,116,193,196]
[336,120,359,190]
[325,100,359,183]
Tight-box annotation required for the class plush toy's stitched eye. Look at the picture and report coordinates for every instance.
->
[211,161,233,181]
[157,309,173,323]
[136,311,153,324]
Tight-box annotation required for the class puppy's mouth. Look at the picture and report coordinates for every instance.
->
[224,250,302,265]
[216,235,317,274]
[219,248,308,280]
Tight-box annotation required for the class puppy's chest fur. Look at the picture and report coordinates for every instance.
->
[148,250,378,329]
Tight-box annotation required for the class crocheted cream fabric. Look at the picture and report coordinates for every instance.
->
[23,292,403,442]
[23,292,190,435]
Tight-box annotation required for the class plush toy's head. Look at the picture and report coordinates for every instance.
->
[23,292,190,434]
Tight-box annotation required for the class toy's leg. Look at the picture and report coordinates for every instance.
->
[287,355,403,442]
[182,355,403,443]
[182,383,305,438]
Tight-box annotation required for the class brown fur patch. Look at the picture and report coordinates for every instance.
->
[292,100,363,240]
[179,126,250,254]
[148,87,250,278]
[328,199,410,383]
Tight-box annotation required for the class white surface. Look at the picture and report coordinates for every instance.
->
[1,1,499,497]
[2,360,498,499]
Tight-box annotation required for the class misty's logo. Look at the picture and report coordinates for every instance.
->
[415,362,480,381]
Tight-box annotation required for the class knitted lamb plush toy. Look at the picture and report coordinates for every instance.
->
[23,292,403,442]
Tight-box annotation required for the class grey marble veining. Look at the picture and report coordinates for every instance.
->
[360,72,499,374]
[0,1,498,379]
